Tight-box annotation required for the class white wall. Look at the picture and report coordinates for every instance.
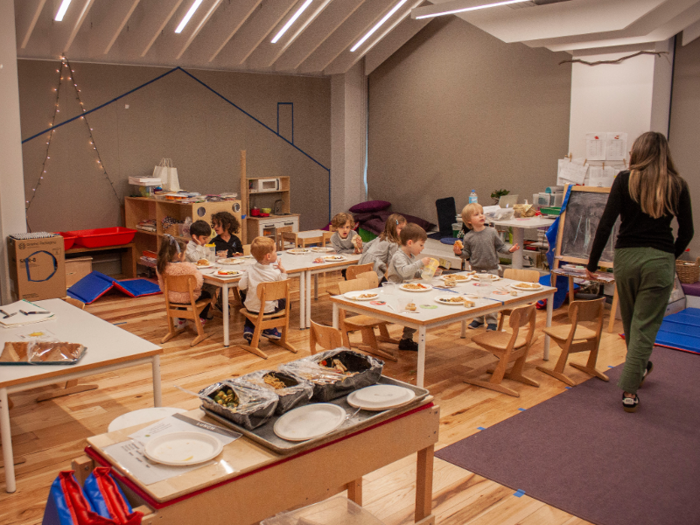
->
[0,1,27,304]
[568,41,674,158]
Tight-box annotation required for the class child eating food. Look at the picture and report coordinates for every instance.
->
[330,212,362,254]
[359,213,406,281]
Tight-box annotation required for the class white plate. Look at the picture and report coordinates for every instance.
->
[399,283,433,292]
[474,274,501,282]
[439,274,471,283]
[144,431,223,466]
[347,385,415,411]
[323,255,346,261]
[343,291,380,301]
[434,295,469,306]
[195,264,215,269]
[273,403,347,442]
[215,270,242,278]
[217,258,246,265]
[510,282,542,291]
[311,247,334,253]
[286,248,310,255]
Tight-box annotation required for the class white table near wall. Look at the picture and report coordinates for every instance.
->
[491,216,555,269]
[0,299,162,493]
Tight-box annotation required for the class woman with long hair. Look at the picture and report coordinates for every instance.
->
[586,131,694,412]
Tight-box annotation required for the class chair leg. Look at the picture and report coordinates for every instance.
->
[507,355,539,387]
[536,342,576,385]
[570,347,609,381]
[463,377,520,397]
[161,315,185,344]
[360,328,399,363]
[190,317,210,347]
[271,323,298,354]
[377,324,400,345]
[238,323,269,359]
[497,313,506,332]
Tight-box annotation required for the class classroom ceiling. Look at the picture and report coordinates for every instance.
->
[13,0,700,77]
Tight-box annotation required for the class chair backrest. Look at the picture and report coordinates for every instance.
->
[256,280,290,303]
[164,274,198,295]
[503,269,540,283]
[569,297,605,324]
[355,271,379,288]
[309,321,343,354]
[508,304,537,347]
[347,263,374,280]
[322,231,333,247]
[281,231,299,249]
[337,277,374,294]
[242,244,251,256]
[436,197,457,236]
[63,297,85,310]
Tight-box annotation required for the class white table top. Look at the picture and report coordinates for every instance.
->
[0,299,161,389]
[296,230,326,239]
[491,217,556,229]
[331,274,555,327]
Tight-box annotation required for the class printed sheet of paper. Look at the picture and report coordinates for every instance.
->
[585,133,606,160]
[102,415,239,485]
[605,132,628,161]
[557,159,588,185]
[587,166,617,187]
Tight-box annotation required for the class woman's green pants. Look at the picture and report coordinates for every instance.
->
[614,247,675,394]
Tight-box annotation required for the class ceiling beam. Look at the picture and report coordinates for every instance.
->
[88,0,141,56]
[683,17,700,45]
[175,0,222,59]
[17,0,48,49]
[137,0,184,58]
[62,0,95,53]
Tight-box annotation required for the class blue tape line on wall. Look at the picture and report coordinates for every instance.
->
[24,250,57,282]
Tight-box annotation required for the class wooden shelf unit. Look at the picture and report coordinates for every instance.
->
[124,197,242,260]
[242,176,299,242]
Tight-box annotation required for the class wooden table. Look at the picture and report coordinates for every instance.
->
[331,275,556,387]
[0,299,162,493]
[66,242,137,278]
[83,401,439,525]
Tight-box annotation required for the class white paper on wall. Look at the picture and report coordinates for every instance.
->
[557,158,589,184]
[585,133,606,161]
[605,132,628,161]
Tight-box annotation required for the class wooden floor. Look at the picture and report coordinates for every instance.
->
[0,272,628,525]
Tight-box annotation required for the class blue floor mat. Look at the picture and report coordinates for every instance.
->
[655,308,700,354]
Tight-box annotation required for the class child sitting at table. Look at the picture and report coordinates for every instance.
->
[211,212,243,258]
[359,213,407,282]
[157,235,212,327]
[386,223,431,351]
[185,220,212,263]
[453,203,519,331]
[330,212,363,254]
[238,236,288,343]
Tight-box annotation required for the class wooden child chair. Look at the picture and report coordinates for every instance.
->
[346,263,374,281]
[497,269,540,331]
[336,277,399,362]
[322,231,334,247]
[277,231,300,250]
[239,280,297,359]
[309,320,343,354]
[464,304,539,397]
[161,274,210,347]
[536,297,608,386]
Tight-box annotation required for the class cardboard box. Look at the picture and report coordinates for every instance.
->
[7,236,66,301]
[65,256,93,288]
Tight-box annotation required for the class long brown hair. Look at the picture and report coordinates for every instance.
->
[628,132,684,219]
[379,214,406,243]
[157,235,186,275]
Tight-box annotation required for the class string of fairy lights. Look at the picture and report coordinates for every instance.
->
[26,56,121,228]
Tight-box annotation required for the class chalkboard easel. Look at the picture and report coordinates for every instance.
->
[552,185,619,332]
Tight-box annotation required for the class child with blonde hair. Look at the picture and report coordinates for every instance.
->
[359,213,407,281]
[454,203,519,331]
[238,236,288,343]
[330,212,362,254]
[387,223,431,351]
[157,235,212,327]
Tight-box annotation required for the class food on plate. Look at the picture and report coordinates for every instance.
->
[442,296,467,303]
[196,259,210,266]
[515,282,541,289]
[212,387,239,408]
[405,302,417,311]
[463,300,475,308]
[323,255,345,261]
[455,240,463,250]
[287,248,309,254]
[357,293,377,299]
[442,279,456,288]
[217,269,240,276]
[451,274,470,281]
[402,283,429,290]
[313,257,325,263]
[311,247,333,253]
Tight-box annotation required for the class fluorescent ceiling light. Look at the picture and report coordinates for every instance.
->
[351,0,408,52]
[55,0,72,21]
[175,0,203,34]
[272,0,314,44]
[414,0,530,20]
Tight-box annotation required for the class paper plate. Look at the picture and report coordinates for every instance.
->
[344,291,380,301]
[311,247,334,253]
[273,403,346,442]
[399,283,433,292]
[475,274,501,282]
[216,270,242,278]
[323,255,346,262]
[347,385,415,411]
[510,282,542,291]
[144,431,222,466]
[440,274,471,283]
[434,295,469,306]
[286,248,310,255]
[217,258,246,265]
[195,264,215,269]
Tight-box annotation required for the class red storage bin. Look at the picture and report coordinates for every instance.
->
[68,227,137,248]
[55,232,77,251]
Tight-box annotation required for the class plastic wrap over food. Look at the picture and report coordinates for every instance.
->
[233,370,313,415]
[0,341,86,365]
[199,380,278,430]
[279,349,383,402]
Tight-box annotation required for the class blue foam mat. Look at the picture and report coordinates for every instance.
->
[68,271,160,304]
[656,308,700,354]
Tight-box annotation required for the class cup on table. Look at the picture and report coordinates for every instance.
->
[217,250,228,258]
[381,282,396,296]
[477,271,492,286]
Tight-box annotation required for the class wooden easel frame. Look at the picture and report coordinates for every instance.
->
[552,185,619,332]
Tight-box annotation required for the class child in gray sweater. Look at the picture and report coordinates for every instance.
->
[359,214,406,281]
[387,223,431,351]
[453,203,519,331]
[330,212,362,254]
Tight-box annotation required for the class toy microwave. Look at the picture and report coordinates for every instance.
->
[249,178,280,192]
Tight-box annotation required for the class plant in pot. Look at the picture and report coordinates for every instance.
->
[491,189,510,205]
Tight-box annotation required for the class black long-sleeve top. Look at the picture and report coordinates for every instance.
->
[587,171,694,271]
[212,234,243,257]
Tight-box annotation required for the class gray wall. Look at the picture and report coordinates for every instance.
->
[18,61,331,233]
[367,18,572,223]
[669,37,700,258]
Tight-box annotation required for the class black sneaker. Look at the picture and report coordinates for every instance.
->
[639,361,653,388]
[622,392,639,413]
[468,320,484,330]
[398,338,418,351]
[486,324,498,332]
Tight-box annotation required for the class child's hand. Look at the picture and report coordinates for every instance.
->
[196,238,207,246]
[421,257,431,265]
[217,250,227,258]
[509,243,520,253]
[453,244,463,255]
[276,262,286,274]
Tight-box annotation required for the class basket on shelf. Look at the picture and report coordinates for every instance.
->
[162,223,183,237]
[676,257,700,284]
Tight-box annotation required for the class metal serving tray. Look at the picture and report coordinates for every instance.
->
[200,376,429,455]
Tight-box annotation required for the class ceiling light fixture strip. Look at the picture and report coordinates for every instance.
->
[414,0,530,20]
[272,0,314,44]
[351,0,409,52]
[175,0,204,34]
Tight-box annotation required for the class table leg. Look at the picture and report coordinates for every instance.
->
[415,445,434,523]
[332,304,339,329]
[314,274,319,301]
[223,283,230,347]
[299,273,306,330]
[417,326,427,388]
[306,271,312,329]
[152,355,162,407]
[544,291,553,361]
[1,388,16,493]
[461,320,467,338]
[347,478,363,505]
[512,228,524,269]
